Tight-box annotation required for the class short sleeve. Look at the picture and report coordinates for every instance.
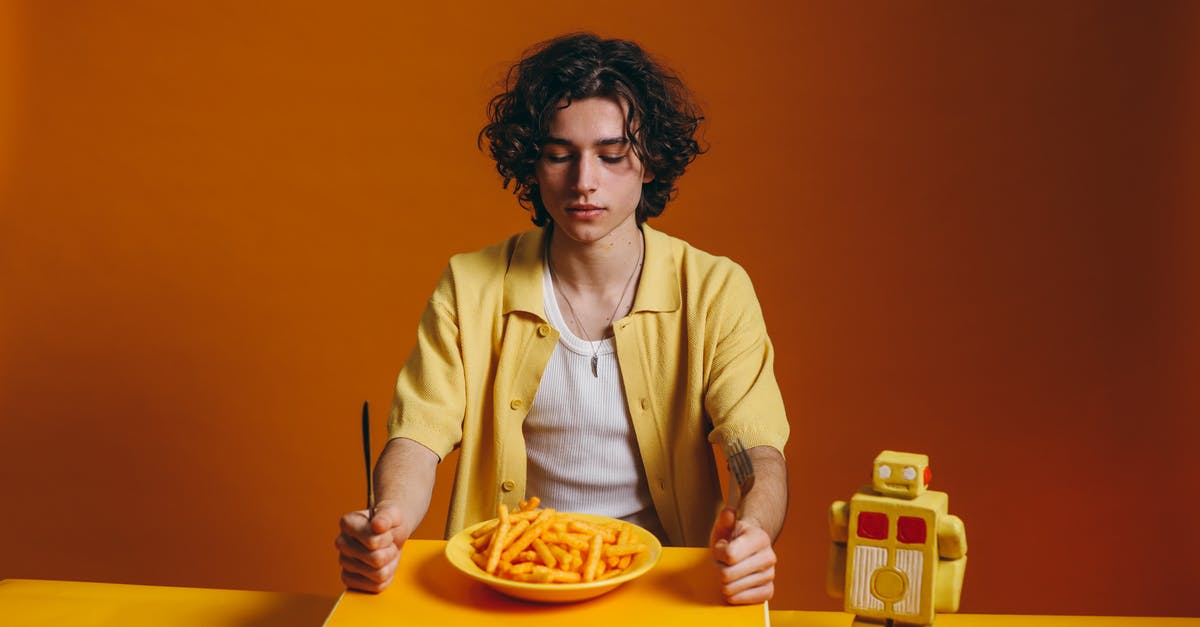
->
[387,266,467,460]
[702,263,790,456]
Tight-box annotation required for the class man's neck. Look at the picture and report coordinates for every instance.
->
[547,223,644,292]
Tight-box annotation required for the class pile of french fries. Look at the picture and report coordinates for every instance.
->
[468,497,649,584]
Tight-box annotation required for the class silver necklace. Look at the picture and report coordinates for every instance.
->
[548,238,644,377]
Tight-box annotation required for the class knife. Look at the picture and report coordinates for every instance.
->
[362,401,375,520]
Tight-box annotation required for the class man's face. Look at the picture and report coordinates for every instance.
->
[535,96,654,245]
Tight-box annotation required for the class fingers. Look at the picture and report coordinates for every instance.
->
[369,503,404,536]
[710,520,777,605]
[341,567,395,594]
[339,510,396,551]
[717,540,775,583]
[717,555,776,604]
[334,533,400,570]
[337,507,405,593]
[339,550,399,584]
[708,507,737,549]
[723,574,775,605]
[717,520,771,563]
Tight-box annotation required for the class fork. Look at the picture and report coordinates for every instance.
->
[725,439,756,516]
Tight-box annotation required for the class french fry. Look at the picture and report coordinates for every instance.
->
[512,566,581,584]
[472,532,492,551]
[614,524,634,570]
[617,523,632,546]
[547,532,590,551]
[598,569,624,581]
[568,520,617,543]
[504,520,531,544]
[532,538,557,569]
[583,533,603,582]
[501,508,556,562]
[604,543,648,558]
[547,543,570,569]
[512,550,539,563]
[472,519,499,538]
[547,569,582,583]
[485,504,512,574]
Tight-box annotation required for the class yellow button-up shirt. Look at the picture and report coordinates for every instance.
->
[388,224,789,547]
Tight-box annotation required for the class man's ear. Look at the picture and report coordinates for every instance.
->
[642,169,656,184]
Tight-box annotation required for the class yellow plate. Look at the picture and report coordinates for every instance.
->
[444,512,663,603]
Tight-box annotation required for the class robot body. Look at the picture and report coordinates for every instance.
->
[846,489,944,624]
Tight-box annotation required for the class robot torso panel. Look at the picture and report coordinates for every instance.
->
[846,489,947,624]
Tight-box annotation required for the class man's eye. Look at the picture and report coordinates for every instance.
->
[600,155,626,164]
[544,154,572,163]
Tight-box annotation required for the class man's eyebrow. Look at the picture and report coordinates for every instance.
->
[543,136,630,147]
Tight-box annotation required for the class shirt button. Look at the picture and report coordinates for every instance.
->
[537,324,551,337]
[510,399,524,410]
[501,480,516,492]
[640,398,650,410]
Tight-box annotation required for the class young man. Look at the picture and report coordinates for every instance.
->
[335,33,789,604]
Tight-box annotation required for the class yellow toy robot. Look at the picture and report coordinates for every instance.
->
[828,451,967,626]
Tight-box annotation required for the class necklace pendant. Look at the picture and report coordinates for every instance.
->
[591,355,599,377]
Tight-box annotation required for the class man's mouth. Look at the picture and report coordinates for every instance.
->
[566,204,605,217]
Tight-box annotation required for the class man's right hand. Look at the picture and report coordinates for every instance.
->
[335,502,408,593]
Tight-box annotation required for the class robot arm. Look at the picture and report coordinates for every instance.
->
[934,513,968,613]
[827,500,850,598]
[937,514,967,559]
[829,500,850,542]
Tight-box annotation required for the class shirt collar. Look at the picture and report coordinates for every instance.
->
[502,223,681,318]
[632,224,681,314]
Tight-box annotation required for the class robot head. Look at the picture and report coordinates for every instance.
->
[872,450,931,498]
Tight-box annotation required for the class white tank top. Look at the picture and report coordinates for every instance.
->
[522,260,667,542]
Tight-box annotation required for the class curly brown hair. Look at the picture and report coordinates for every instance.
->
[479,33,704,226]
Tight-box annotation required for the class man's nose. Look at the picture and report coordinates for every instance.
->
[572,157,599,194]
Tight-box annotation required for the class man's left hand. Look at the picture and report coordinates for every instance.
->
[709,507,777,604]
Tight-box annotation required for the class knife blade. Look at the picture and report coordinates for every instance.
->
[361,401,375,520]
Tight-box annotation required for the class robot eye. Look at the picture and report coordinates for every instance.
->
[902,466,917,481]
[878,465,892,479]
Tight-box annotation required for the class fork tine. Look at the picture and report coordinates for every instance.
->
[727,439,754,486]
[725,439,756,516]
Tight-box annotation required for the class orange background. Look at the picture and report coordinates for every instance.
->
[2,0,1197,618]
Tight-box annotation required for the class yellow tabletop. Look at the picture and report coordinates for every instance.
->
[769,610,1199,626]
[0,578,336,627]
[325,538,766,626]
[6,554,1193,627]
